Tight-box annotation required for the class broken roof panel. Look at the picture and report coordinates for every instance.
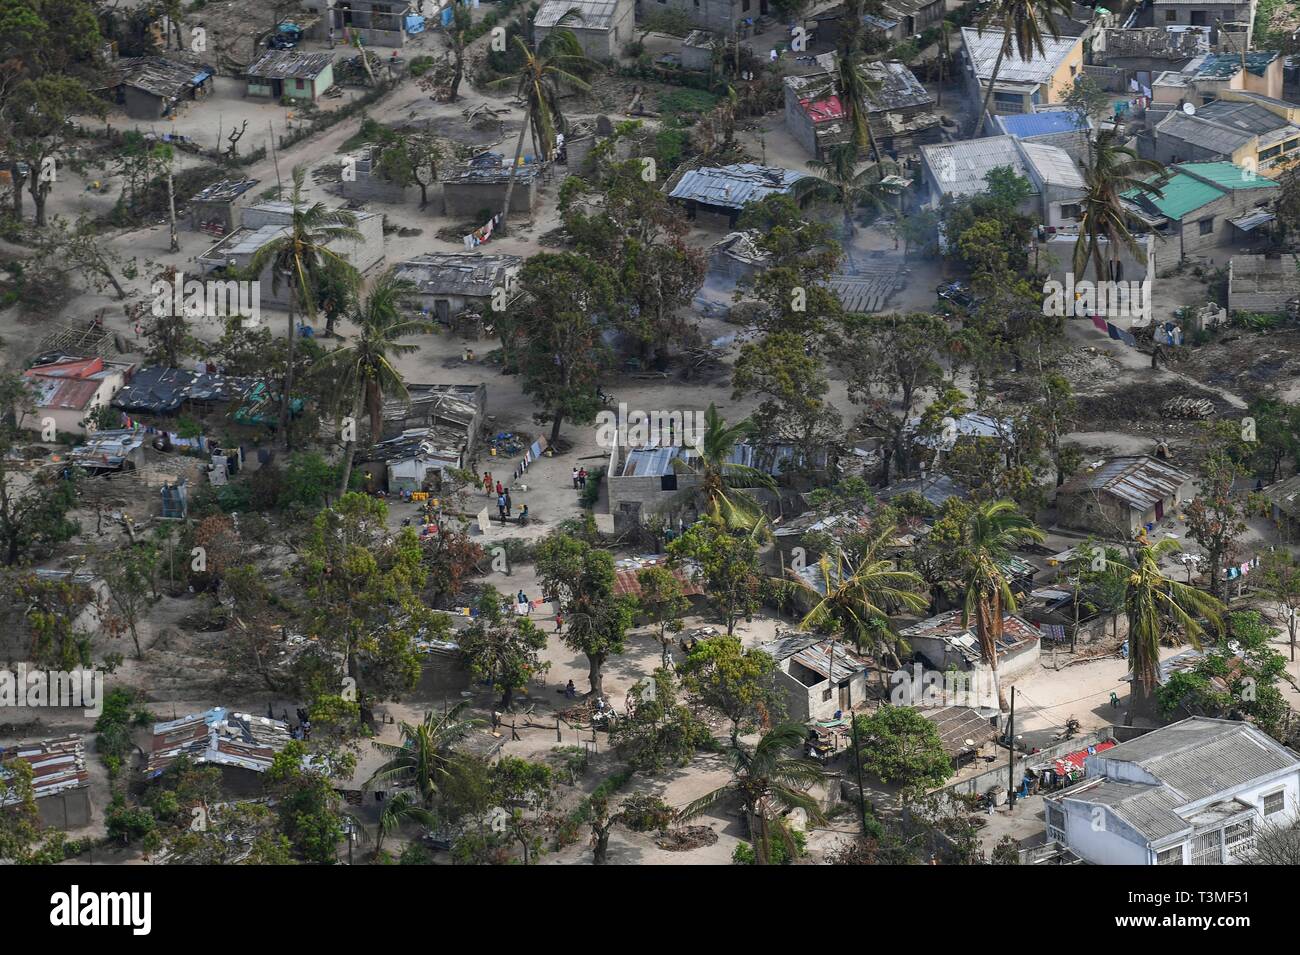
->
[147,707,291,776]
[0,735,89,804]
[395,252,523,298]
[668,163,808,210]
[246,50,334,79]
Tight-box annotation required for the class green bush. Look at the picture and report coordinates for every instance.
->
[733,827,806,865]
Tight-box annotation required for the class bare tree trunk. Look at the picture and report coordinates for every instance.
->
[971,41,1009,140]
[166,165,179,252]
[496,110,531,237]
[281,291,296,448]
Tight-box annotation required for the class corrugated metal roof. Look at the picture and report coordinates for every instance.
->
[246,50,334,79]
[0,735,89,804]
[760,632,866,683]
[1122,170,1220,220]
[668,163,808,210]
[962,27,1081,86]
[920,135,1033,199]
[395,252,522,298]
[1057,454,1191,510]
[1018,141,1085,189]
[996,111,1088,138]
[147,707,291,776]
[1155,111,1256,156]
[1180,161,1282,191]
[534,0,621,29]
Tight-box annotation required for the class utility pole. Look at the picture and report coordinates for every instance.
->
[1007,686,1017,809]
[850,710,868,834]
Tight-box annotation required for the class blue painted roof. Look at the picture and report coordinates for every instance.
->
[996,111,1087,138]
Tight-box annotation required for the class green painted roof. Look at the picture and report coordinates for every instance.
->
[1179,162,1283,191]
[1122,162,1280,220]
[1123,171,1222,220]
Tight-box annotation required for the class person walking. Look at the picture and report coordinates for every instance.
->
[504,489,512,517]
[497,493,507,522]
[483,472,493,495]
[578,467,588,488]
[571,467,580,489]
[495,480,503,497]
[555,614,564,633]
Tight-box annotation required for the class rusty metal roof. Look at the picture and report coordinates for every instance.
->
[0,735,89,804]
[1057,455,1191,510]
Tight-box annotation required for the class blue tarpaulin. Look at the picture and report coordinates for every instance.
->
[405,14,425,33]
[441,7,453,25]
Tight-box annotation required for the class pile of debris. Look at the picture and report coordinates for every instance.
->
[656,826,719,851]
[1160,396,1215,420]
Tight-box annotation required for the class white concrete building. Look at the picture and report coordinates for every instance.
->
[1044,718,1300,865]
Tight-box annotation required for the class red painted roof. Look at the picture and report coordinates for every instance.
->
[801,95,846,123]
[24,357,117,411]
[1054,739,1116,776]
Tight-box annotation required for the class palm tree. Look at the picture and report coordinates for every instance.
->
[968,0,1074,139]
[366,704,480,810]
[670,403,775,531]
[248,166,362,445]
[836,0,885,166]
[316,270,436,494]
[1111,537,1224,723]
[374,790,435,859]
[809,142,900,236]
[678,722,826,865]
[793,526,929,659]
[1073,130,1166,282]
[957,499,1045,710]
[489,28,595,235]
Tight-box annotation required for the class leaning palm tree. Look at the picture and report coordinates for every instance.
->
[1111,537,1224,723]
[366,704,480,810]
[835,0,885,166]
[248,165,362,444]
[958,499,1046,710]
[968,0,1074,139]
[678,722,826,865]
[670,403,775,531]
[793,526,929,658]
[1073,130,1166,282]
[374,790,435,859]
[809,142,901,235]
[316,271,435,494]
[489,27,595,235]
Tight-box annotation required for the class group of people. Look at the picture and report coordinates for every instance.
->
[571,467,589,489]
[483,471,529,525]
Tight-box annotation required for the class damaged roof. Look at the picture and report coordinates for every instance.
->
[0,735,89,804]
[147,707,291,776]
[112,365,257,415]
[23,356,128,412]
[1056,455,1191,510]
[761,632,867,684]
[113,56,212,99]
[898,610,1042,664]
[190,178,260,204]
[921,706,999,757]
[246,50,334,79]
[612,554,704,599]
[395,252,523,298]
[668,163,809,210]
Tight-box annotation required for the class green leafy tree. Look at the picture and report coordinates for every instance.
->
[731,331,842,466]
[266,741,345,864]
[534,531,633,697]
[101,541,160,659]
[1258,550,1300,662]
[853,705,953,800]
[635,565,690,667]
[509,252,616,444]
[679,635,782,745]
[669,518,763,636]
[459,586,549,710]
[5,75,105,225]
[612,667,710,772]
[297,493,444,715]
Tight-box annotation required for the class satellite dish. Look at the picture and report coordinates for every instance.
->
[1182,102,1196,115]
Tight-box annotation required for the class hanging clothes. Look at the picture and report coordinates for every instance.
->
[1107,322,1121,340]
